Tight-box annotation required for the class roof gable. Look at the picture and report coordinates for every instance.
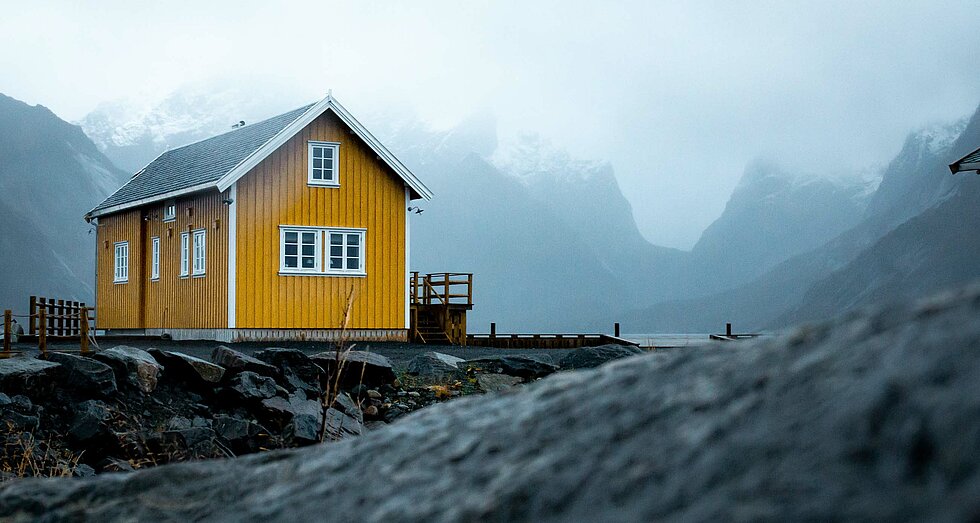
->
[88,94,431,218]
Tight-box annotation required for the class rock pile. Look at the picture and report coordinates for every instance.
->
[3,284,979,520]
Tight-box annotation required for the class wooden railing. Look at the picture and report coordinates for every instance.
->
[411,272,473,307]
[2,296,96,356]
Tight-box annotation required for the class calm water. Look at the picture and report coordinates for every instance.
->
[622,333,712,348]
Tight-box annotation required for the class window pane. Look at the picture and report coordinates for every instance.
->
[302,257,316,268]
[313,158,322,169]
[312,169,322,180]
[302,232,316,244]
[330,233,343,245]
[313,147,323,158]
[347,257,359,270]
[324,148,333,159]
[323,168,333,180]
[347,246,359,258]
[330,258,342,269]
[330,246,342,257]
[285,257,297,268]
[284,244,297,256]
[302,244,315,256]
[285,232,297,243]
[347,234,359,246]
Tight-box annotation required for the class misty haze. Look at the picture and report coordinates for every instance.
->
[0,2,979,521]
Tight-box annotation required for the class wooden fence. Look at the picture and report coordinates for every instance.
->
[2,296,95,357]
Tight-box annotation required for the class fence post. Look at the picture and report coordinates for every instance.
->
[28,296,36,335]
[57,299,65,337]
[3,310,11,355]
[726,322,733,337]
[614,322,621,338]
[80,307,90,355]
[38,307,47,355]
[490,322,496,339]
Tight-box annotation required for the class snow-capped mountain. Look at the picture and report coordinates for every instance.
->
[79,81,312,173]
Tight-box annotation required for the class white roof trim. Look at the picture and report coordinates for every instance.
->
[952,161,980,173]
[215,94,433,200]
[87,182,216,219]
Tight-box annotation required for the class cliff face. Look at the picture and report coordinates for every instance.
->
[0,93,127,309]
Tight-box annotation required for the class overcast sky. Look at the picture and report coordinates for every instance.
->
[2,1,978,248]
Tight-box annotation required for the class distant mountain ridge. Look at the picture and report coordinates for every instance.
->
[0,93,128,311]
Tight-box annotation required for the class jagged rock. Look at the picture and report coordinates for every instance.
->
[68,400,111,444]
[254,348,324,393]
[329,392,363,424]
[0,357,59,395]
[312,350,396,388]
[0,393,10,407]
[73,464,96,478]
[284,414,320,445]
[558,344,644,370]
[97,457,134,473]
[92,346,163,393]
[259,392,321,426]
[6,284,980,520]
[210,346,279,379]
[162,427,215,451]
[475,373,522,393]
[407,351,466,378]
[149,350,225,386]
[465,355,558,380]
[213,415,266,451]
[225,371,278,401]
[321,407,362,441]
[45,352,117,397]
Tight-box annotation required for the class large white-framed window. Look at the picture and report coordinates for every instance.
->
[179,232,189,277]
[308,141,340,187]
[192,229,206,276]
[279,226,365,276]
[150,237,160,281]
[113,241,129,283]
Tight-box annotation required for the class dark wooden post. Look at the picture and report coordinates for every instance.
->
[38,308,47,355]
[57,299,65,336]
[80,307,90,355]
[28,296,36,335]
[726,322,733,337]
[490,322,496,339]
[3,310,11,355]
[614,322,621,337]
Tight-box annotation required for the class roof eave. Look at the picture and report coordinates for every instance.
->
[86,182,217,219]
[950,161,980,174]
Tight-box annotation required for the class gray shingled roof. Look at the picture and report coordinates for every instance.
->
[91,103,315,214]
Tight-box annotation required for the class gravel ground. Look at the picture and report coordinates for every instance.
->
[10,338,581,373]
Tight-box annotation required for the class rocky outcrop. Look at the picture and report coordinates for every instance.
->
[311,350,396,388]
[407,351,466,378]
[93,346,163,393]
[558,344,644,370]
[45,352,117,397]
[5,283,980,521]
[465,355,558,380]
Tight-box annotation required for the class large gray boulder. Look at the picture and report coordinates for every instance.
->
[558,344,644,370]
[466,355,558,380]
[311,350,396,388]
[149,350,225,386]
[3,284,980,521]
[406,351,466,378]
[92,346,163,393]
[211,346,279,379]
[45,352,117,397]
[0,358,59,396]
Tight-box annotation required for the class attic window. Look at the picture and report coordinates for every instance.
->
[163,201,176,222]
[308,141,340,187]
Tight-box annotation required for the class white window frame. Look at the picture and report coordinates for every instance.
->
[307,141,340,187]
[113,241,129,283]
[179,232,189,277]
[150,237,160,281]
[192,229,206,277]
[279,225,365,277]
[163,201,176,222]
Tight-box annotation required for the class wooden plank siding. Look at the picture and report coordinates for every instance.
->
[143,191,229,329]
[235,110,407,330]
[95,208,144,328]
[95,191,229,329]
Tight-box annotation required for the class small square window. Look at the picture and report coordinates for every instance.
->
[163,201,176,222]
[308,142,340,187]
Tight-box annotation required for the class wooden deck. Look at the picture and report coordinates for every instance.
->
[410,272,473,345]
[467,333,639,349]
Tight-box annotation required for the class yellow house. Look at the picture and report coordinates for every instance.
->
[85,94,432,342]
